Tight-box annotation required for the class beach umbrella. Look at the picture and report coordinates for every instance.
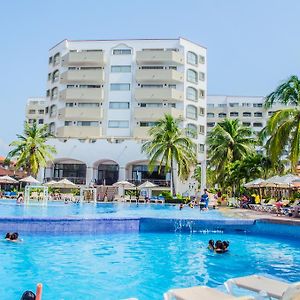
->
[44,180,58,186]
[20,175,40,185]
[55,178,76,189]
[138,181,158,198]
[273,174,300,188]
[113,180,135,196]
[260,175,282,187]
[244,178,265,188]
[0,175,18,184]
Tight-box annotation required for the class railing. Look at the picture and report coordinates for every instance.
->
[127,179,170,187]
[44,177,86,185]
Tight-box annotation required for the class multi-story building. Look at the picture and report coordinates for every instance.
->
[32,38,207,194]
[25,97,46,125]
[206,95,287,133]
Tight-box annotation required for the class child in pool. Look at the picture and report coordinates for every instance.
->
[208,239,215,251]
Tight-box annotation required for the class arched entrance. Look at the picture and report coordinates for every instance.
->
[96,160,119,185]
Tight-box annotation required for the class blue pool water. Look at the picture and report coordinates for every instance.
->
[1,232,299,300]
[0,200,225,219]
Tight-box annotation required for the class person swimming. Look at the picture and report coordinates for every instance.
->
[214,240,229,253]
[20,290,36,300]
[5,232,22,242]
[5,232,12,240]
[208,239,214,250]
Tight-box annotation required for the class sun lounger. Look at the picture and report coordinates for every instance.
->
[225,275,300,299]
[164,286,254,300]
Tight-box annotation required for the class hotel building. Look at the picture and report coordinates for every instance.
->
[26,38,207,194]
[25,98,46,126]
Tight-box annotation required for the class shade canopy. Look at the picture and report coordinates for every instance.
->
[54,178,76,189]
[259,175,282,187]
[244,178,265,188]
[113,180,135,188]
[44,180,58,186]
[20,175,40,184]
[137,181,158,189]
[273,174,300,188]
[0,175,18,184]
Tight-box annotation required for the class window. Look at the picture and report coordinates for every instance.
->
[65,121,73,126]
[141,84,163,88]
[187,69,198,83]
[253,122,263,127]
[53,53,60,65]
[46,89,50,97]
[38,109,44,114]
[168,84,176,89]
[113,49,131,55]
[198,144,205,153]
[186,123,197,138]
[48,56,53,64]
[186,105,197,120]
[38,119,44,124]
[254,112,263,117]
[230,112,239,117]
[199,125,205,134]
[66,103,74,107]
[187,51,198,65]
[52,70,59,83]
[109,102,130,109]
[140,103,162,108]
[45,107,49,114]
[199,72,205,81]
[199,55,205,64]
[28,119,34,124]
[140,122,158,127]
[199,89,205,98]
[141,66,164,70]
[168,103,176,108]
[199,107,205,115]
[78,121,98,127]
[48,73,51,81]
[186,87,198,101]
[207,122,215,127]
[268,111,275,116]
[218,113,227,118]
[243,122,251,126]
[242,103,251,107]
[229,103,239,107]
[218,104,226,107]
[108,120,129,128]
[207,104,214,108]
[111,65,131,73]
[207,113,214,118]
[78,103,100,108]
[253,103,263,107]
[28,110,35,114]
[49,122,55,134]
[110,83,130,91]
[243,112,251,117]
[51,87,58,100]
[50,105,57,117]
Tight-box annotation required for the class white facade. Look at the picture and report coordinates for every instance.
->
[34,38,207,194]
[25,97,46,125]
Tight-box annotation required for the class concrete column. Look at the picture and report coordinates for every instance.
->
[86,166,94,186]
[119,166,126,181]
[200,160,207,191]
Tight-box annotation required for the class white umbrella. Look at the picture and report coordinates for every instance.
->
[113,180,135,197]
[44,180,58,186]
[260,175,282,187]
[55,178,76,189]
[244,178,265,188]
[274,174,300,188]
[0,175,18,184]
[20,175,40,185]
[138,180,158,198]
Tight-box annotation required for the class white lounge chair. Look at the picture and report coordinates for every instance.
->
[164,286,254,300]
[225,275,300,299]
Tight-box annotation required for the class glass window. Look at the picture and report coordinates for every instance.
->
[242,103,251,107]
[51,87,58,100]
[218,113,227,118]
[268,111,275,116]
[66,103,74,107]
[253,122,263,127]
[199,107,205,115]
[207,113,214,118]
[187,69,198,83]
[168,103,176,108]
[77,121,98,127]
[186,123,197,138]
[198,144,205,153]
[199,72,205,81]
[28,110,35,114]
[199,89,205,98]
[199,55,205,64]
[48,73,51,81]
[65,121,73,126]
[49,122,55,134]
[113,49,131,55]
[46,90,50,97]
[78,103,100,108]
[140,103,162,108]
[199,125,205,134]
[243,112,252,117]
[38,119,44,124]
[52,70,59,83]
[108,120,129,128]
[53,53,60,65]
[140,122,158,127]
[109,102,130,109]
[230,112,239,117]
[219,104,227,107]
[254,112,263,117]
[186,87,198,101]
[110,83,130,91]
[253,103,263,107]
[187,51,198,65]
[207,122,215,127]
[229,103,239,107]
[50,105,57,117]
[48,56,53,64]
[243,122,251,126]
[111,65,131,73]
[186,105,197,120]
[207,104,214,108]
[141,84,163,88]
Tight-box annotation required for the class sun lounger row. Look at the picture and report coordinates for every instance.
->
[164,275,300,300]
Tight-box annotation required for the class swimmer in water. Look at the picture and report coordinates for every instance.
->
[208,239,215,251]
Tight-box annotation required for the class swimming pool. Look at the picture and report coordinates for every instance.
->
[1,232,299,300]
[0,200,225,219]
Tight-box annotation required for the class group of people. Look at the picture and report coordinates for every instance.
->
[208,239,230,253]
[5,232,22,242]
[179,189,210,210]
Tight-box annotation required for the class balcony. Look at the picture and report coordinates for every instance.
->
[58,107,103,121]
[135,88,183,102]
[60,70,104,84]
[136,69,183,83]
[61,51,104,66]
[136,50,184,65]
[60,88,103,101]
[56,126,102,139]
[134,107,183,120]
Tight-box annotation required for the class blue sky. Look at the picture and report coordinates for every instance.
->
[0,0,299,154]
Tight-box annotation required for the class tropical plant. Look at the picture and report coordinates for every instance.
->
[7,121,56,177]
[142,114,197,196]
[207,118,256,187]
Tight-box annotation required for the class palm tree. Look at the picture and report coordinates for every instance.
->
[262,75,300,171]
[142,114,197,196]
[7,121,56,177]
[207,119,256,186]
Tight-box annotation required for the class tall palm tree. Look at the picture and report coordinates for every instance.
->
[142,114,197,196]
[7,121,56,177]
[262,75,300,171]
[207,119,256,186]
